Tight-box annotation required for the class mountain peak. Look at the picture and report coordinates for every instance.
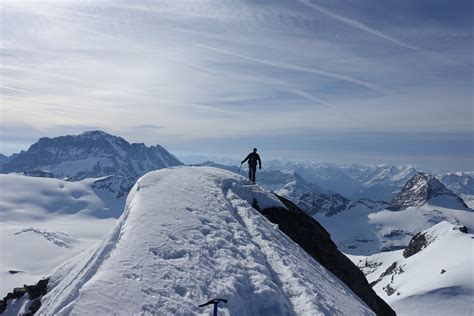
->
[79,130,110,136]
[77,130,116,140]
[389,172,468,210]
[1,131,182,180]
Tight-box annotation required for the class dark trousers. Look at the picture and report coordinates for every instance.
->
[249,165,257,183]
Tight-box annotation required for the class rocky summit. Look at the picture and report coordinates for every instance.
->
[389,172,469,211]
[1,131,182,180]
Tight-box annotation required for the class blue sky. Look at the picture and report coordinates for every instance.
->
[1,0,472,171]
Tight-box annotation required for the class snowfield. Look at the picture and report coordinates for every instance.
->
[0,174,123,295]
[349,221,474,316]
[37,167,374,315]
[314,195,473,255]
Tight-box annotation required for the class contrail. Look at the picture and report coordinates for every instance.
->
[292,88,331,107]
[196,43,389,95]
[299,0,420,52]
[298,0,464,66]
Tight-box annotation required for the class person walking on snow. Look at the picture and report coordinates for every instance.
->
[241,148,261,183]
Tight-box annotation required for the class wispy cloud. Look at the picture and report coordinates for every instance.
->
[1,0,472,169]
[195,43,389,95]
[298,0,467,66]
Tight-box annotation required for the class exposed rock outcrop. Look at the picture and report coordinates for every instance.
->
[403,232,429,258]
[389,172,469,211]
[1,278,49,315]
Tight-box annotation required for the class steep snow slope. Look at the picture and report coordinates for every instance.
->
[350,221,474,316]
[38,167,375,315]
[0,174,124,295]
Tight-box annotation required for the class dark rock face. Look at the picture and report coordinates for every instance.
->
[23,170,56,178]
[24,278,49,300]
[28,299,42,314]
[389,172,468,211]
[258,195,396,316]
[91,175,137,199]
[297,191,351,216]
[403,232,428,258]
[383,284,396,296]
[1,131,182,180]
[1,278,49,315]
[0,153,9,169]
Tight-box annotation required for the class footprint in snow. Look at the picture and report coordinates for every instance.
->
[123,272,141,281]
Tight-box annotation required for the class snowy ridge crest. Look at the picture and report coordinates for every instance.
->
[38,167,384,315]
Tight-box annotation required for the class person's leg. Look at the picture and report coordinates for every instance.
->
[248,167,252,181]
[250,166,256,182]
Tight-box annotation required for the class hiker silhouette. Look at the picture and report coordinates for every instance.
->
[241,148,261,183]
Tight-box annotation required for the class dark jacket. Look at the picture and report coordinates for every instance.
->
[242,152,261,168]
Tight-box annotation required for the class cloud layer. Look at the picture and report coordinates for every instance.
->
[1,0,472,170]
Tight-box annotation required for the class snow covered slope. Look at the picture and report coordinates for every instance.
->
[351,221,474,316]
[438,172,474,209]
[312,171,474,255]
[314,194,473,255]
[38,167,381,315]
[1,131,182,180]
[0,174,124,295]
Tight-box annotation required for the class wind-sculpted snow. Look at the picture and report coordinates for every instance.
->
[39,167,374,315]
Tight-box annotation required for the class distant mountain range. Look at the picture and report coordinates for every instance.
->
[264,160,418,201]
[196,161,375,217]
[2,131,472,212]
[1,131,182,180]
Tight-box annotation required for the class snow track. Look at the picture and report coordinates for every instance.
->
[38,167,373,315]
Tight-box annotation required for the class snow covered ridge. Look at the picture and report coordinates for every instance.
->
[37,167,394,315]
[351,221,474,316]
[1,130,182,180]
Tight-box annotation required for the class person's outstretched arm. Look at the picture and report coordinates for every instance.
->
[258,154,262,169]
[241,154,250,164]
